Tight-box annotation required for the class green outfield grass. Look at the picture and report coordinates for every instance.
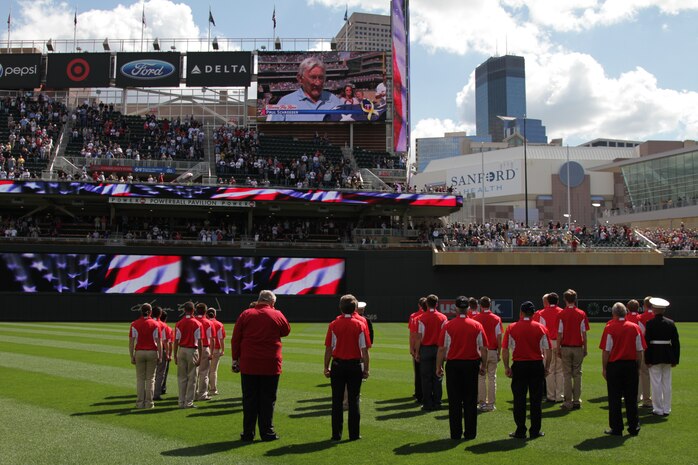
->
[0,322,696,465]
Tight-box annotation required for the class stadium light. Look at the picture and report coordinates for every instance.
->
[274,37,281,50]
[102,38,110,51]
[46,39,54,52]
[330,40,337,51]
[153,38,160,50]
[212,37,219,50]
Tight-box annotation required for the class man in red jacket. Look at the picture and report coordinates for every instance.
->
[231,290,291,442]
[129,303,162,409]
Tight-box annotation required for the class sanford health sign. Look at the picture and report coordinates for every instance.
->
[447,159,522,199]
[0,54,41,89]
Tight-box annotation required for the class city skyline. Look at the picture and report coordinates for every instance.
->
[2,0,697,150]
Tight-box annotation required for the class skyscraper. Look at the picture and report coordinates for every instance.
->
[333,12,391,52]
[475,55,526,142]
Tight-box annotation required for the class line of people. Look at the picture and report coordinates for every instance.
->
[407,291,680,440]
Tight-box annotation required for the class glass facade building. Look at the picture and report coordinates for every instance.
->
[622,149,698,211]
[415,134,492,173]
[475,55,526,142]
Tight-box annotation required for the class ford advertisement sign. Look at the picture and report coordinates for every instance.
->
[0,54,42,89]
[115,52,180,88]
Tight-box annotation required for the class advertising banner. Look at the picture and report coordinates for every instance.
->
[447,159,522,199]
[439,299,514,320]
[186,51,251,87]
[0,54,42,89]
[46,53,111,88]
[0,253,344,295]
[115,52,181,88]
[391,0,409,152]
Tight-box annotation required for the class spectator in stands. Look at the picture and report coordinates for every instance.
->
[270,57,343,122]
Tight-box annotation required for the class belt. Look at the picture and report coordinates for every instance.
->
[181,346,197,349]
[561,345,582,348]
[334,358,361,363]
[649,340,672,345]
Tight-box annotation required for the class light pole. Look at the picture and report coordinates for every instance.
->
[480,142,485,224]
[566,145,571,230]
[523,115,528,227]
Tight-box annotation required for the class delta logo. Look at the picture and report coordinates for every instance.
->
[120,60,176,80]
[190,64,248,75]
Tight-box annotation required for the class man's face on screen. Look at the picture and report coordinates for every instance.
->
[300,66,325,102]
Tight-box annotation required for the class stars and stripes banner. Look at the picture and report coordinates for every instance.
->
[391,0,409,153]
[0,253,345,295]
[0,181,462,208]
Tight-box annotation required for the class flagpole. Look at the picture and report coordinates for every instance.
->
[7,4,10,54]
[344,5,348,51]
[207,5,211,51]
[73,7,77,52]
[141,1,145,52]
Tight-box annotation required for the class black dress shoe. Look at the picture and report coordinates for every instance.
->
[240,433,254,442]
[604,429,622,436]
[463,434,477,440]
[530,432,545,439]
[509,432,527,439]
[261,434,280,441]
[628,428,640,436]
[349,436,362,441]
[331,436,342,442]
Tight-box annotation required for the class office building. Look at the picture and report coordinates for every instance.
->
[334,12,391,52]
[475,55,526,142]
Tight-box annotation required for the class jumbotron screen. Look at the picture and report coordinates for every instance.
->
[257,51,387,123]
[0,253,345,295]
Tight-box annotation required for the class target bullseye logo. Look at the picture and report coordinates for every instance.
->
[66,58,90,82]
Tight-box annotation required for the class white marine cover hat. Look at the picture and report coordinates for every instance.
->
[357,301,367,309]
[649,297,670,309]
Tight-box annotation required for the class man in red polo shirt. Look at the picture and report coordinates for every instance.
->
[600,302,646,436]
[231,290,291,442]
[436,296,488,440]
[207,307,226,396]
[324,294,371,441]
[129,303,162,409]
[534,292,564,402]
[151,306,167,401]
[195,303,214,401]
[174,301,203,409]
[502,301,552,439]
[473,296,501,412]
[408,297,427,404]
[415,294,448,411]
[558,289,590,410]
[467,297,479,318]
[159,309,174,396]
[637,296,655,408]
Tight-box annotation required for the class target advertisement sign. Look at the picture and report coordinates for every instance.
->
[0,54,42,89]
[46,54,111,88]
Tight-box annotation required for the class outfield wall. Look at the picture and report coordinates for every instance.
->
[0,243,695,323]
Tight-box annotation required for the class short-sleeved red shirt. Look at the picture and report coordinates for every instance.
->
[473,310,502,350]
[599,318,646,362]
[130,316,160,351]
[503,318,551,361]
[408,309,424,333]
[175,315,202,348]
[209,318,226,350]
[558,306,590,346]
[533,305,562,341]
[326,314,369,360]
[417,309,448,346]
[626,312,640,325]
[438,315,487,360]
[195,315,213,347]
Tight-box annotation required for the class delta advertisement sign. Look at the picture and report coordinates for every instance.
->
[447,159,522,199]
[186,52,251,87]
[0,54,41,89]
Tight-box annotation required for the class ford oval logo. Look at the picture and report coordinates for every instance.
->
[120,60,176,80]
[0,64,4,78]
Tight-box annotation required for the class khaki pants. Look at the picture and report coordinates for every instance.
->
[561,346,584,406]
[177,347,198,408]
[208,348,222,394]
[477,349,498,406]
[196,346,212,400]
[638,357,652,406]
[546,340,564,401]
[135,350,158,408]
[154,356,167,398]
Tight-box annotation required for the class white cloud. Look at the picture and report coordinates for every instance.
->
[7,0,202,51]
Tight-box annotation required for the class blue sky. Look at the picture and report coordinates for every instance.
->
[3,0,698,148]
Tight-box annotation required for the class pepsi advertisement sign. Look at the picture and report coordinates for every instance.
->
[115,52,180,88]
[46,54,111,88]
[0,54,41,89]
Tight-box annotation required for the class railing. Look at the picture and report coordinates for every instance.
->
[359,168,391,191]
[604,197,698,216]
[353,228,419,238]
[62,156,202,171]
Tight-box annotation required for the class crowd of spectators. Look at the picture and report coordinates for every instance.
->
[0,94,68,180]
[72,102,204,162]
[640,224,698,251]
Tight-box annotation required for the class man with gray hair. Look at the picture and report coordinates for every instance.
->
[270,56,343,121]
[599,302,646,436]
[231,290,291,441]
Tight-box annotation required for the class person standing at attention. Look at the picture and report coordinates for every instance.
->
[129,303,162,409]
[558,289,590,410]
[231,290,291,442]
[644,297,680,418]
